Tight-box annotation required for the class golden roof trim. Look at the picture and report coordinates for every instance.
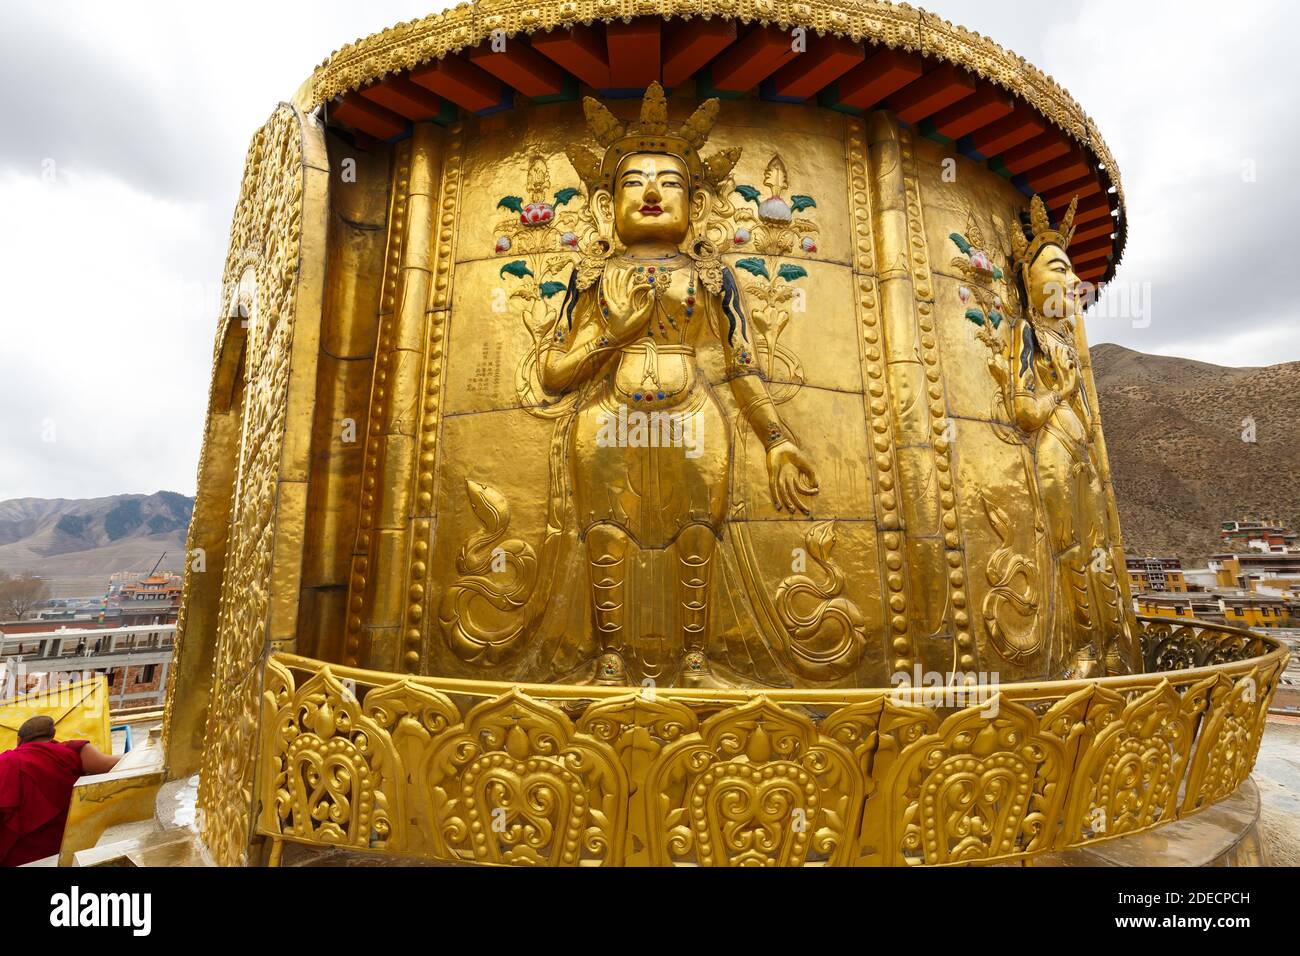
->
[299,0,1123,212]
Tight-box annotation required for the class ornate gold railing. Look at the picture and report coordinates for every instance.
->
[253,617,1286,866]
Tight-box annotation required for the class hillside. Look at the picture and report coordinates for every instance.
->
[1091,343,1300,563]
[0,491,192,596]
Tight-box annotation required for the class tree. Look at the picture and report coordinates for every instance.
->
[0,571,50,620]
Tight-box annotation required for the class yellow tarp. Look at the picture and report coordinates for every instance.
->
[0,676,111,752]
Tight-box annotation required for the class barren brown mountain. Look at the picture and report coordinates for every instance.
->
[0,492,192,598]
[1091,343,1300,564]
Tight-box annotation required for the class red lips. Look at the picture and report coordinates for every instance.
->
[639,205,663,216]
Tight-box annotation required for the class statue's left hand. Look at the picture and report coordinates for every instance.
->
[767,440,819,514]
[1051,343,1080,398]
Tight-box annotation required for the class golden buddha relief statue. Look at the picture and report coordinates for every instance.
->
[966,195,1139,678]
[444,84,822,687]
[390,90,1147,693]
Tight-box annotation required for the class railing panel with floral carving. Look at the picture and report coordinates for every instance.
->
[253,617,1287,866]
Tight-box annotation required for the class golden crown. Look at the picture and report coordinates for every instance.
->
[1010,194,1078,270]
[564,81,740,194]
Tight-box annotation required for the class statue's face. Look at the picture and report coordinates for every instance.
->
[1024,243,1081,320]
[612,152,691,245]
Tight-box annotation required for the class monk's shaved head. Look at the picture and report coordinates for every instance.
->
[17,715,56,744]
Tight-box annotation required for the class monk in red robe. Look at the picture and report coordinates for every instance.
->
[0,715,122,866]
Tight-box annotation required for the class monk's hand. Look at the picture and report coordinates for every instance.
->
[767,440,819,514]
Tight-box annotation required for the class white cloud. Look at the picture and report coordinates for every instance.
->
[0,168,214,499]
[0,1,451,501]
[1035,0,1300,363]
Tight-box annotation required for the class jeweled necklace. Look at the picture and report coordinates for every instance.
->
[632,264,695,337]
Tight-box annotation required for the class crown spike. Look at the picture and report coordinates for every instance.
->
[1059,196,1079,246]
[565,144,603,192]
[681,98,721,150]
[582,97,625,147]
[1011,193,1081,272]
[637,81,669,135]
[1029,195,1051,239]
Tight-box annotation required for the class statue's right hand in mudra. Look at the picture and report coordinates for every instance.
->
[600,265,655,342]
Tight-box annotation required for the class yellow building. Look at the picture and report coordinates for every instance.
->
[1125,556,1187,593]
[1135,592,1294,629]
[1211,552,1300,593]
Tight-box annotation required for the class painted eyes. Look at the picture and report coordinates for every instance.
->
[622,178,683,190]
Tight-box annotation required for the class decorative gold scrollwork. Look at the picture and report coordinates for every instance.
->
[1182,668,1271,814]
[196,102,322,868]
[774,521,868,680]
[881,695,1068,865]
[643,697,861,866]
[438,480,539,665]
[1060,678,1211,844]
[259,664,402,851]
[426,689,628,865]
[250,616,1286,867]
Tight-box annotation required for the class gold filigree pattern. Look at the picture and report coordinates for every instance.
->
[1060,679,1211,843]
[774,521,868,679]
[643,697,861,866]
[195,103,325,867]
[881,696,1068,865]
[426,689,628,865]
[259,663,399,849]
[252,616,1286,867]
[1182,668,1275,814]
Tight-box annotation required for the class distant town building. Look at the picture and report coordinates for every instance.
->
[1136,592,1295,629]
[28,568,181,629]
[1219,518,1299,553]
[0,622,175,710]
[1209,551,1300,597]
[1125,556,1188,593]
[118,573,182,603]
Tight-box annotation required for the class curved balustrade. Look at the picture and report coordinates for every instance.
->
[253,617,1287,866]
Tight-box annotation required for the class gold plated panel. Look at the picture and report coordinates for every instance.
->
[186,103,330,867]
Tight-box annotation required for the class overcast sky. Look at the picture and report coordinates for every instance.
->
[1,0,1296,502]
